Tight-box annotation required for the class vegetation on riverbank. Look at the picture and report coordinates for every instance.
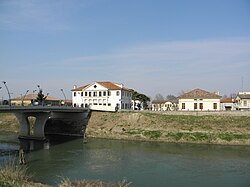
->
[0,113,19,133]
[0,159,45,187]
[0,111,250,145]
[0,159,130,187]
[87,111,250,145]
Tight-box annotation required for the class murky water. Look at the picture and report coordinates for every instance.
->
[1,134,250,187]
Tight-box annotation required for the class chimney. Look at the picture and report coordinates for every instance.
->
[73,85,77,89]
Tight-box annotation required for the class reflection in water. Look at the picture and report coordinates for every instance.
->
[1,136,250,187]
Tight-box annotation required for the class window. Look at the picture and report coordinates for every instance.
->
[103,91,106,96]
[116,91,120,96]
[194,103,197,110]
[74,92,76,97]
[244,101,247,106]
[199,103,203,110]
[213,103,217,109]
[93,92,97,97]
[81,92,83,96]
[85,92,87,97]
[182,103,185,109]
[108,103,111,106]
[81,104,84,107]
[108,91,111,96]
[89,92,91,97]
[99,91,102,97]
[73,103,76,107]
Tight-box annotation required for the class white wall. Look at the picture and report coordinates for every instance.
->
[179,99,220,111]
[72,82,132,111]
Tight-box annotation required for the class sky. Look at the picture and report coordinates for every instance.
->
[0,0,250,100]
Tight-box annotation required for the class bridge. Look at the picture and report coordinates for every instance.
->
[0,106,91,140]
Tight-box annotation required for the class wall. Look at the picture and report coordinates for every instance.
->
[179,98,220,111]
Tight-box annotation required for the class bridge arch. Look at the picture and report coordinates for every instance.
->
[0,106,91,140]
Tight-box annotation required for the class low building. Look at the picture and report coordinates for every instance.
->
[220,98,236,111]
[151,100,178,111]
[178,89,221,111]
[71,81,132,111]
[11,94,61,106]
[235,92,250,111]
[131,100,144,110]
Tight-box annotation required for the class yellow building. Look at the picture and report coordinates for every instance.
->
[11,94,62,106]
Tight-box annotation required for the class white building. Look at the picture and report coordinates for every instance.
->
[235,92,250,111]
[151,100,178,111]
[131,100,143,110]
[220,98,237,111]
[71,81,132,111]
[178,89,221,111]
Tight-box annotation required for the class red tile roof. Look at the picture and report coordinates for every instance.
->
[12,94,60,101]
[71,82,129,91]
[220,98,235,103]
[178,89,221,99]
[71,84,90,91]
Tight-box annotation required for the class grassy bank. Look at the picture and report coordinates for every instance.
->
[0,159,130,187]
[0,113,19,133]
[87,111,250,145]
[0,112,250,145]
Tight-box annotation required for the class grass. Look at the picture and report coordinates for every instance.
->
[0,158,36,187]
[0,113,19,132]
[126,129,250,143]
[143,131,162,139]
[0,159,131,187]
[59,177,130,187]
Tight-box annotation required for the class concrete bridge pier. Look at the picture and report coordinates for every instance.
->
[15,112,51,140]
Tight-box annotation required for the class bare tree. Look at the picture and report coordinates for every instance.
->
[166,94,177,101]
[154,93,165,101]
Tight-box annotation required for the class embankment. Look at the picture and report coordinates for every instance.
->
[1,111,250,146]
[87,111,250,146]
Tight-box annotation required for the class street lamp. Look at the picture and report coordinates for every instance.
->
[61,89,67,106]
[21,90,29,106]
[2,81,11,107]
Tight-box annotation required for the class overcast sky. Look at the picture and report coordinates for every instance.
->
[0,0,250,100]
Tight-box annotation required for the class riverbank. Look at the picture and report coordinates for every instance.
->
[0,160,129,187]
[87,111,250,146]
[0,111,250,146]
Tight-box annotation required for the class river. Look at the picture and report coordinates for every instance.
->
[0,134,250,187]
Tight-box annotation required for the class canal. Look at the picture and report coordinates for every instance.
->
[0,134,250,187]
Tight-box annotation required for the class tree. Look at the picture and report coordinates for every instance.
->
[230,93,237,99]
[36,89,47,105]
[166,94,177,101]
[130,89,150,109]
[154,93,164,101]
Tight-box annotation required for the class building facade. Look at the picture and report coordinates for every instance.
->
[235,92,250,111]
[178,89,221,111]
[71,81,132,111]
[131,100,144,110]
[220,98,236,111]
[11,94,61,106]
[151,100,178,111]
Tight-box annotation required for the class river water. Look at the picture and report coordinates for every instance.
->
[0,134,250,187]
